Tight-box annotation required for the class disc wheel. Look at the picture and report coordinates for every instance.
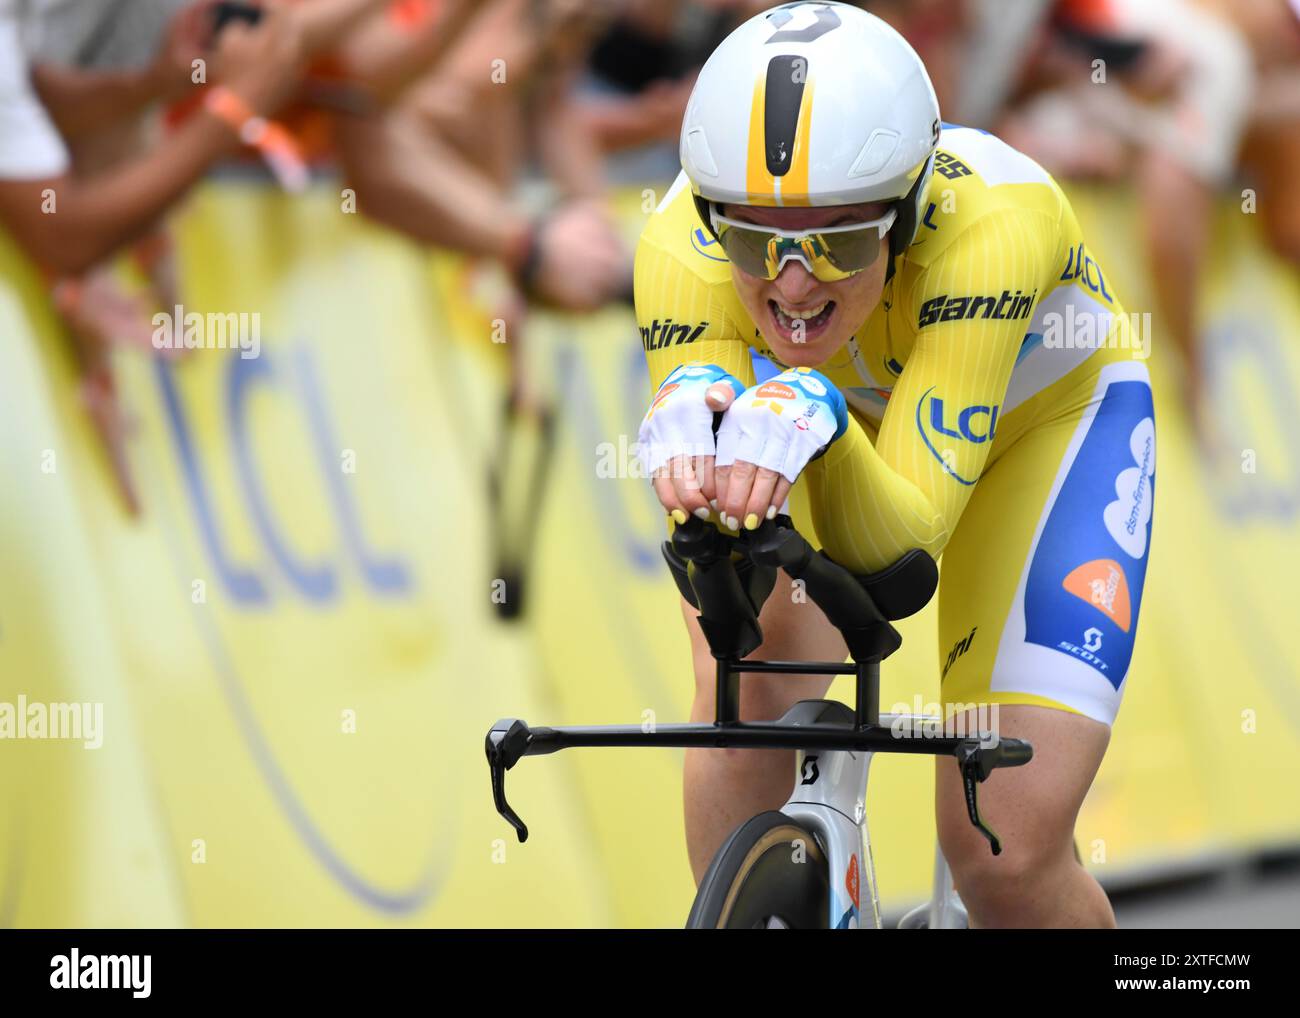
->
[687,811,830,928]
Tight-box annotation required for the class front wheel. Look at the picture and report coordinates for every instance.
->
[686,811,830,928]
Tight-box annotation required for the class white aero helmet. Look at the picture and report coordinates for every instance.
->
[681,2,941,263]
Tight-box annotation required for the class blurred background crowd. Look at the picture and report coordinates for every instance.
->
[3,0,1299,513]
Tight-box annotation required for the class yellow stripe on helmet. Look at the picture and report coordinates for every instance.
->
[746,74,816,207]
[746,73,777,204]
[780,80,816,207]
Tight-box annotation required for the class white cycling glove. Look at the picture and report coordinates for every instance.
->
[637,362,747,476]
[715,367,849,483]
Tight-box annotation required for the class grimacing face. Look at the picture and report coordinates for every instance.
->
[722,202,891,368]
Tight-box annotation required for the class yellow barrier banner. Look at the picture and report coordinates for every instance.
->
[2,180,1298,926]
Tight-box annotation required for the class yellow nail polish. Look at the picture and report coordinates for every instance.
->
[671,509,688,525]
[744,513,759,530]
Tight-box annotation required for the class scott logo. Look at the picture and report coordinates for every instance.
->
[800,756,820,784]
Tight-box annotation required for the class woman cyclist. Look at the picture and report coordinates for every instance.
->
[634,1,1154,928]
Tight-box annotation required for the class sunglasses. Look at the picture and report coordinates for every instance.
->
[709,205,897,282]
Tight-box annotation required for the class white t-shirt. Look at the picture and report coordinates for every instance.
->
[21,0,187,70]
[0,0,68,179]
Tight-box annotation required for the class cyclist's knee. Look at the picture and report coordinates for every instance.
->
[941,823,1076,922]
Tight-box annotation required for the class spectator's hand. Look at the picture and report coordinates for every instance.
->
[530,200,628,311]
[1124,40,1190,103]
[212,2,306,116]
[636,76,696,138]
[536,0,617,66]
[146,0,214,102]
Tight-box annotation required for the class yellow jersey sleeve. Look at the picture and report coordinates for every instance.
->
[803,206,1061,574]
[634,208,756,397]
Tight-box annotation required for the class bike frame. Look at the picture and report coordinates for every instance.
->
[782,710,968,929]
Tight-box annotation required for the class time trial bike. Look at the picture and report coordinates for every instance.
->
[485,515,1033,928]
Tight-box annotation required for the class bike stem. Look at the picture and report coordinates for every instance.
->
[715,657,879,728]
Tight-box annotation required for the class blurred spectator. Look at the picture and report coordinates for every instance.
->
[944,0,1258,437]
[577,0,727,161]
[326,0,636,619]
[860,0,969,114]
[0,0,308,512]
[331,0,629,314]
[0,0,442,513]
[0,0,304,275]
[1214,0,1300,266]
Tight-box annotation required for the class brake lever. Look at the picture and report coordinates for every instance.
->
[955,741,1004,856]
[486,719,532,842]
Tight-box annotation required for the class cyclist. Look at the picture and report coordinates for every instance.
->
[635,1,1154,928]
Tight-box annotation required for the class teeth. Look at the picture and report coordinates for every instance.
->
[777,301,828,321]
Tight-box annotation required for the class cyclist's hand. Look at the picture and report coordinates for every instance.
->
[638,363,745,523]
[715,368,848,531]
[531,200,627,311]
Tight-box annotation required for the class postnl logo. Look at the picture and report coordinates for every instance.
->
[756,381,797,400]
[1062,558,1132,632]
[647,382,679,418]
[845,854,860,911]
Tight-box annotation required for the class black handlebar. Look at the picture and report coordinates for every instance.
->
[485,515,1032,856]
[669,515,938,664]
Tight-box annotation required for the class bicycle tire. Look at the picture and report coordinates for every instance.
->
[686,811,830,929]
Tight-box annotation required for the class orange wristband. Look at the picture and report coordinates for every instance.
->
[203,86,309,192]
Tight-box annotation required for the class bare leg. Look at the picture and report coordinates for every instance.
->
[936,704,1115,928]
[680,577,846,885]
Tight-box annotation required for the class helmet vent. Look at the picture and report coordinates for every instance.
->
[685,127,718,177]
[764,54,807,177]
[849,129,900,179]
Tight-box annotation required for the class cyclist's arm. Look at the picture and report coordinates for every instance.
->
[635,237,754,394]
[635,234,755,520]
[804,208,1058,574]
